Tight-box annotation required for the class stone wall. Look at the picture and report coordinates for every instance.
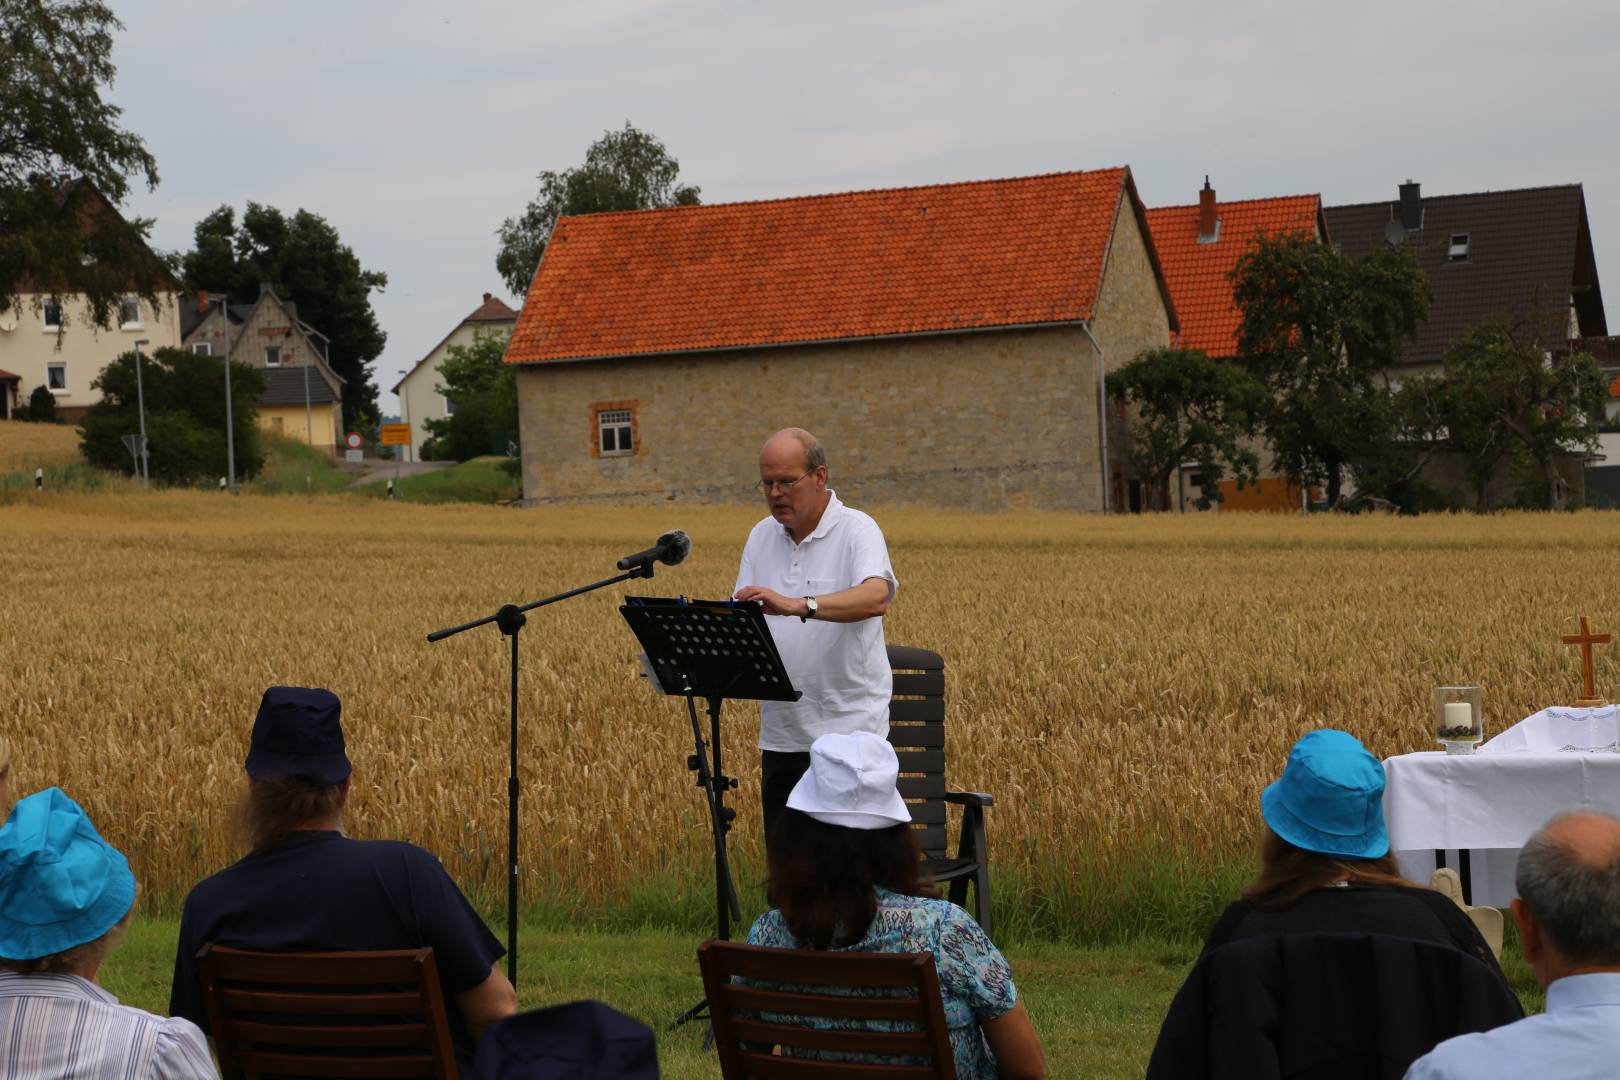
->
[515,325,1108,511]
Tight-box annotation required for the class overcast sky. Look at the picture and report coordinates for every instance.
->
[115,0,1619,416]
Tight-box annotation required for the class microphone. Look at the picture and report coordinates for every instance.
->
[616,529,692,571]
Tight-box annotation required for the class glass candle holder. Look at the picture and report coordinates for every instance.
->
[1434,686,1485,754]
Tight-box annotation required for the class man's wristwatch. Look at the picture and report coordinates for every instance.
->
[801,596,818,622]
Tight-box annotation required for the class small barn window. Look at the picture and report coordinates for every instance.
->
[192,342,212,356]
[1447,234,1471,262]
[264,346,282,366]
[599,409,634,455]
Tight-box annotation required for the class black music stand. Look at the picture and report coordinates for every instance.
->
[620,596,799,1031]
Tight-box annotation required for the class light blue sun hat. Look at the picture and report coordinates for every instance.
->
[1261,730,1390,859]
[0,787,137,960]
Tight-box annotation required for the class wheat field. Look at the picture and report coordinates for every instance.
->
[5,483,1620,937]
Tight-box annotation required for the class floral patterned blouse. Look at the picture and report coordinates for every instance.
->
[743,887,1017,1079]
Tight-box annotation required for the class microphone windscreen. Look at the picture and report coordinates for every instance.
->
[659,529,691,566]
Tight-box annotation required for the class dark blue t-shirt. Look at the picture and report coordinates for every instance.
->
[169,830,503,1071]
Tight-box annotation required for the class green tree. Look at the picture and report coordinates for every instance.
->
[181,203,386,427]
[79,347,265,483]
[1434,320,1605,511]
[24,383,56,422]
[420,331,516,463]
[0,0,171,330]
[496,121,700,296]
[1231,233,1431,506]
[1108,347,1267,509]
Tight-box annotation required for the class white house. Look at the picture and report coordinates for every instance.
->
[392,292,517,461]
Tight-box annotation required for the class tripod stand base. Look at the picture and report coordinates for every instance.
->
[669,999,716,1050]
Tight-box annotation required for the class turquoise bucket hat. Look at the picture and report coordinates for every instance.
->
[0,787,137,960]
[1261,730,1389,859]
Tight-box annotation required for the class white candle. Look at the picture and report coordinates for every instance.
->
[1444,702,1473,729]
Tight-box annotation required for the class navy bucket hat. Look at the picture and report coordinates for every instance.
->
[1261,729,1389,859]
[0,787,137,960]
[475,1000,658,1079]
[245,686,352,786]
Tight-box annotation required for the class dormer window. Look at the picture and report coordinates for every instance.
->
[1447,233,1471,262]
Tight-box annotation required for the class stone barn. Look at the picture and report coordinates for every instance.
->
[507,167,1177,512]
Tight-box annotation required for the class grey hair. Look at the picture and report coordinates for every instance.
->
[1516,812,1620,964]
[778,428,826,473]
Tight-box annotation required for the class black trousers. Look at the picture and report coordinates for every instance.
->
[760,750,812,845]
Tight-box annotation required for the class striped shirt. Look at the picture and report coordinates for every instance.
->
[0,970,217,1079]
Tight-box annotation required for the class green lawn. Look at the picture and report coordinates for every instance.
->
[106,918,1193,1078]
[248,435,355,494]
[360,455,521,504]
[98,917,1545,1079]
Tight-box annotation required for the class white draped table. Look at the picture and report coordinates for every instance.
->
[1382,750,1620,907]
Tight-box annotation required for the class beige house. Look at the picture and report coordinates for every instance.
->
[0,293,182,423]
[181,286,345,451]
[0,181,183,421]
[391,292,518,461]
[507,167,1177,512]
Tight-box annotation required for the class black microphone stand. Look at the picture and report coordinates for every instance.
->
[427,560,655,986]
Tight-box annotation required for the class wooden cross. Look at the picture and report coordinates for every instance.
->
[1561,615,1612,706]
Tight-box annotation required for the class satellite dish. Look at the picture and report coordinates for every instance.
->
[1384,220,1407,245]
[0,316,16,333]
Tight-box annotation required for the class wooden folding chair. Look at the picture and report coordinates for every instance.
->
[196,944,457,1080]
[699,939,958,1079]
[888,644,994,935]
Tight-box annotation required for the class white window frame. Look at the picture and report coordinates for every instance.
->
[47,361,67,393]
[443,393,456,417]
[41,299,63,332]
[1447,234,1471,262]
[598,409,634,456]
[264,345,282,366]
[191,342,212,356]
[119,296,143,329]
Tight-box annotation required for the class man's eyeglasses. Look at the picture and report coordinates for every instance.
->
[755,473,813,496]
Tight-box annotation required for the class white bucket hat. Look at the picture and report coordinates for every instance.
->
[787,732,912,830]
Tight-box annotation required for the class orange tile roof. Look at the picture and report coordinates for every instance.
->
[1145,195,1324,357]
[508,168,1139,365]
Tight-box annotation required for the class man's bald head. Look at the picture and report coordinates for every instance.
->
[761,428,826,474]
[1517,811,1620,966]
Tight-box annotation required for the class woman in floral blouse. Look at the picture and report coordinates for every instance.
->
[743,731,1045,1079]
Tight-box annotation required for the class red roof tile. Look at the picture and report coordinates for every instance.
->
[1145,194,1324,357]
[508,168,1135,365]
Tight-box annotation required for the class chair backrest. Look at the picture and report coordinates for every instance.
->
[887,644,948,861]
[196,943,458,1080]
[699,939,958,1079]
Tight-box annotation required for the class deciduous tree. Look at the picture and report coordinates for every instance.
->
[1108,347,1267,509]
[79,347,265,483]
[496,122,700,296]
[1232,233,1430,506]
[420,331,516,463]
[182,204,387,427]
[0,0,171,329]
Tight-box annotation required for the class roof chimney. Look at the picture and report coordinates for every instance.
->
[1399,180,1423,231]
[483,292,492,304]
[1198,176,1219,243]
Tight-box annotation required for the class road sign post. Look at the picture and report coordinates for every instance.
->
[379,423,410,500]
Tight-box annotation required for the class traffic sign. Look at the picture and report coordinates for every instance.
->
[380,423,411,447]
[345,431,363,450]
[345,449,363,464]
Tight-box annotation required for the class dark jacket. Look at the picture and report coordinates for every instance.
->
[1147,932,1524,1080]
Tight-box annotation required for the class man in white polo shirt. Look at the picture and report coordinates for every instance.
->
[734,427,898,838]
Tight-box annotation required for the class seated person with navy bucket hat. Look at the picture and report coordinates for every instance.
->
[1,787,217,1079]
[169,686,517,1076]
[743,731,1046,1080]
[1200,729,1503,968]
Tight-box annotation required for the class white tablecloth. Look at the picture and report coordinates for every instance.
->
[1383,750,1620,906]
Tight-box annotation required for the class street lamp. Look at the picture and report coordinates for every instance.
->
[132,339,150,488]
[197,292,236,492]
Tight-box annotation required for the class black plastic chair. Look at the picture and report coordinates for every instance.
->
[887,644,993,935]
